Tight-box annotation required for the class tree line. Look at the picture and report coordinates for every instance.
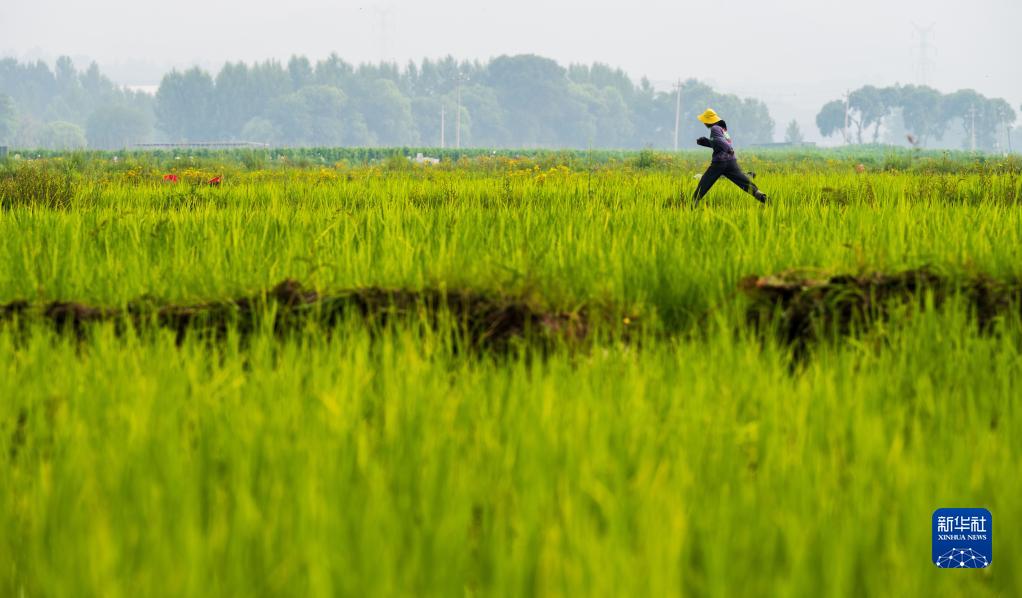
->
[0,57,154,150]
[153,54,776,149]
[1,54,775,150]
[5,54,1019,152]
[816,85,1018,151]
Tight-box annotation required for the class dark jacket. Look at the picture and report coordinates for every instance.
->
[697,124,736,162]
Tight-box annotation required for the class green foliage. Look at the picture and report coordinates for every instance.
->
[351,78,418,146]
[816,99,847,140]
[37,121,87,150]
[155,67,216,142]
[266,85,351,146]
[148,56,776,149]
[784,119,804,144]
[634,148,658,169]
[86,105,152,149]
[0,160,79,208]
[0,57,152,149]
[818,84,1018,151]
[0,94,15,144]
[240,117,279,144]
[899,85,946,146]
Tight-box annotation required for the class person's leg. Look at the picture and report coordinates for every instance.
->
[722,161,767,202]
[692,163,725,207]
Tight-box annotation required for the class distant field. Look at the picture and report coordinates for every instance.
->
[1,149,1021,597]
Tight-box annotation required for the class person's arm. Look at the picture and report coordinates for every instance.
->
[696,136,712,148]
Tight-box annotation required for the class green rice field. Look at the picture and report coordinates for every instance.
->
[1,149,1020,596]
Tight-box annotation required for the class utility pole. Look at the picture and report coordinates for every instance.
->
[455,76,462,149]
[440,105,446,149]
[844,91,850,145]
[673,79,682,151]
[969,104,977,153]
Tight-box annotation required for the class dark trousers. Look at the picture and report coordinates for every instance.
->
[692,160,762,206]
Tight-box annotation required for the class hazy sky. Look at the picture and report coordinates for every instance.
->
[3,0,1020,141]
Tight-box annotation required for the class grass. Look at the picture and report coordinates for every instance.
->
[0,150,1020,596]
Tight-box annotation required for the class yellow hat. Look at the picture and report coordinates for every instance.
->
[698,108,722,125]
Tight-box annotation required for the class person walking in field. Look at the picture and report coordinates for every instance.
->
[692,108,768,207]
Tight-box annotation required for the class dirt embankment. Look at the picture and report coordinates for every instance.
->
[4,270,1022,353]
[741,268,1022,354]
[0,280,589,350]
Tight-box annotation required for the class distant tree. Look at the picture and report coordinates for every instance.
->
[213,62,258,139]
[485,54,601,147]
[47,56,89,122]
[404,56,461,98]
[457,84,507,147]
[54,56,77,92]
[12,115,41,148]
[582,84,633,148]
[86,105,151,149]
[847,85,895,143]
[76,61,135,122]
[569,63,636,105]
[815,87,889,144]
[3,54,795,150]
[296,85,349,146]
[411,96,444,146]
[240,117,279,144]
[288,56,315,91]
[0,94,15,144]
[734,98,775,144]
[987,98,1017,152]
[940,89,1014,151]
[155,68,215,141]
[628,78,671,148]
[350,78,417,146]
[0,59,57,116]
[266,85,351,146]
[246,61,292,119]
[265,93,309,146]
[784,120,804,144]
[79,62,113,102]
[816,100,847,141]
[315,54,354,88]
[38,121,87,150]
[898,85,946,147]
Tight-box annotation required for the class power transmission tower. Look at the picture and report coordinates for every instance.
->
[912,22,935,86]
[673,79,682,151]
